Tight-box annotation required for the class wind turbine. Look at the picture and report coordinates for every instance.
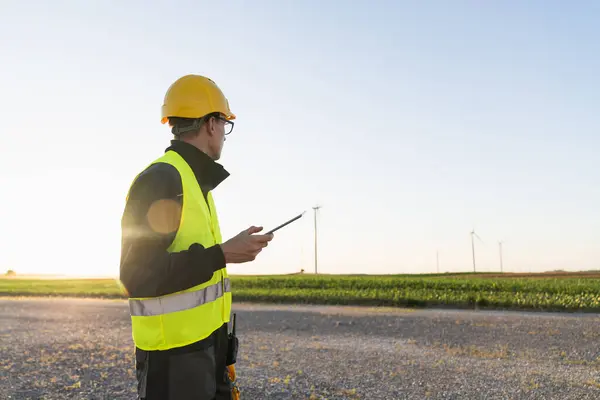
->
[470,229,483,273]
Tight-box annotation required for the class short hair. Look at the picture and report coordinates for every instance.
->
[169,113,221,139]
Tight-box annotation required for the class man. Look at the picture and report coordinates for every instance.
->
[119,74,274,399]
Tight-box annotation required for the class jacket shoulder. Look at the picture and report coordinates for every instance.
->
[138,161,180,182]
[128,161,183,204]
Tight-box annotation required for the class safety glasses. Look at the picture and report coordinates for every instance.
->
[215,115,234,135]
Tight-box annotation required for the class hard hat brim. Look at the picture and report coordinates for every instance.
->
[162,112,236,125]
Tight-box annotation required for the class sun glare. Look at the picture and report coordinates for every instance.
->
[14,170,127,278]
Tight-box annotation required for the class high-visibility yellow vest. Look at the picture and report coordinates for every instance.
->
[127,150,231,351]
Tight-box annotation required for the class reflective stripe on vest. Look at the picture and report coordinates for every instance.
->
[129,278,231,316]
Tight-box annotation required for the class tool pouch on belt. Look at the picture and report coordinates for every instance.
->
[226,313,240,399]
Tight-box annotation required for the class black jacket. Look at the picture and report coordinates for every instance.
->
[119,140,230,299]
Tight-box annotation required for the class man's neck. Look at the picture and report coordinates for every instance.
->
[166,140,230,192]
[178,138,214,160]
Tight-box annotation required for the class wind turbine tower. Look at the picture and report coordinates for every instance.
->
[312,205,322,274]
[499,240,504,273]
[470,229,483,273]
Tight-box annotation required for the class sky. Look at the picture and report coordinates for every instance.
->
[0,0,598,277]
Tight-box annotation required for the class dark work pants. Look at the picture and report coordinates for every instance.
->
[135,323,232,400]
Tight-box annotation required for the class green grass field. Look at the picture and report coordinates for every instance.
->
[3,272,600,312]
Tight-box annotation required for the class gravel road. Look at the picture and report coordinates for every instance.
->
[1,298,600,399]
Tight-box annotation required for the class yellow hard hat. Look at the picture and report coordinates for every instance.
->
[161,75,236,124]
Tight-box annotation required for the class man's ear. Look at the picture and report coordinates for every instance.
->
[207,116,217,136]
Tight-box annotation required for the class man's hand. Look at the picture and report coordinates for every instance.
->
[220,226,274,264]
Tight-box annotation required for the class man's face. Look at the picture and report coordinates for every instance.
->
[209,114,232,160]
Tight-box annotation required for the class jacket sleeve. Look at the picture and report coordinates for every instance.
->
[119,163,226,298]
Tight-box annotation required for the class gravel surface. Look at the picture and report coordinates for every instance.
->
[2,298,600,399]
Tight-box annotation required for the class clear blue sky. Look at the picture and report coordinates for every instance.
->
[1,0,598,276]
